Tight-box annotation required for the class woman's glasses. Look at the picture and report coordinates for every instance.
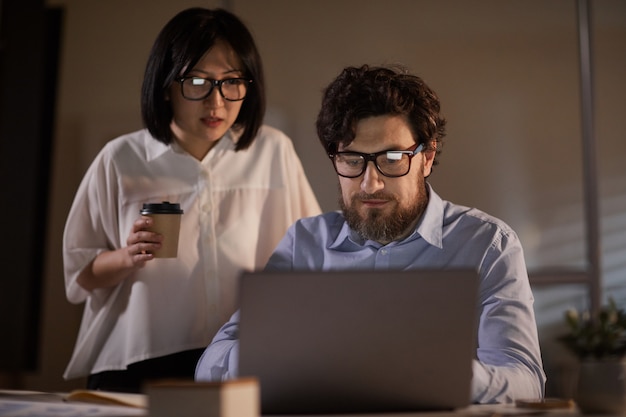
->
[178,76,252,101]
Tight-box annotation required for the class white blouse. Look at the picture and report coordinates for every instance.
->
[62,126,321,379]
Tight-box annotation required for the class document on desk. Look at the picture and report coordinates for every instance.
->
[64,390,147,408]
[0,391,146,417]
[0,400,146,416]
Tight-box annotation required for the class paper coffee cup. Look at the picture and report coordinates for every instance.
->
[140,201,183,258]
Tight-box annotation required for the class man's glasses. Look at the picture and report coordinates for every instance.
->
[178,76,252,101]
[329,143,425,178]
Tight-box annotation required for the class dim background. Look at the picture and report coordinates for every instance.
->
[1,0,624,399]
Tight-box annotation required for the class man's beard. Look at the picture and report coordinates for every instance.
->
[340,179,429,244]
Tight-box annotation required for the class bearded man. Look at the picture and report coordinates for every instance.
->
[195,64,546,404]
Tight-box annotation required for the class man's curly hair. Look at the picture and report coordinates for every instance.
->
[316,64,446,167]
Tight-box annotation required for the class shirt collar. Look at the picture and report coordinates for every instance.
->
[415,183,444,249]
[329,221,366,249]
[329,183,444,250]
[145,129,241,162]
[145,132,172,162]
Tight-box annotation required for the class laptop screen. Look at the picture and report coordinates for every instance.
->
[237,269,479,414]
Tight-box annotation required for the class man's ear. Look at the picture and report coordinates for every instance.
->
[422,142,437,177]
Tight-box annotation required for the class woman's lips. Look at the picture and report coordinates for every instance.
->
[202,116,223,128]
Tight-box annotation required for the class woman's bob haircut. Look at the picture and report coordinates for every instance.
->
[141,7,265,151]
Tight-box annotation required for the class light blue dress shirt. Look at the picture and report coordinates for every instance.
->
[195,184,546,403]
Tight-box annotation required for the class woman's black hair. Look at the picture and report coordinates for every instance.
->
[141,8,265,151]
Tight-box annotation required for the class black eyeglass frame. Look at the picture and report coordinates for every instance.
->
[328,143,425,178]
[177,76,253,102]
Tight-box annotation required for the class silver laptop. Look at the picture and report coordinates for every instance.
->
[237,269,479,414]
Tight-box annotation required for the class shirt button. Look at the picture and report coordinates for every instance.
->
[380,249,388,255]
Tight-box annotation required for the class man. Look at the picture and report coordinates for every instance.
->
[195,64,546,403]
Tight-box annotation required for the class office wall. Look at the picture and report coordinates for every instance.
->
[0,0,49,375]
[11,0,625,394]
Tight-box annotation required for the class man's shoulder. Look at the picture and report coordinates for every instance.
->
[296,210,344,227]
[286,211,345,252]
[442,199,518,239]
[291,211,345,237]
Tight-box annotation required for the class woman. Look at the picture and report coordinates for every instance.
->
[62,7,320,392]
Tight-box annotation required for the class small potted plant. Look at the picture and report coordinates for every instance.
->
[560,298,626,415]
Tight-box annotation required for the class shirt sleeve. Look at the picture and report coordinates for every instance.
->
[470,227,546,403]
[63,146,121,304]
[194,223,300,381]
[264,224,298,270]
[195,310,241,381]
[194,222,301,381]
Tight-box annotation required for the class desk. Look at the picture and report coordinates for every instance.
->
[0,390,145,417]
[0,390,618,417]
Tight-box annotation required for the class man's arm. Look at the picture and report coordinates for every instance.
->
[195,311,241,381]
[471,358,543,403]
[470,229,546,403]
[195,224,301,381]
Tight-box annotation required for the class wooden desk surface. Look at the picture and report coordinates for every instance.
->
[0,390,615,417]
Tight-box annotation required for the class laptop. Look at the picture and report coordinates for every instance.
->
[237,269,479,414]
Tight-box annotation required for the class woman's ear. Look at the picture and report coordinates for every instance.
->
[164,83,173,101]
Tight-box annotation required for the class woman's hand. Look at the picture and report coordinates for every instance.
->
[125,216,163,266]
[76,217,163,291]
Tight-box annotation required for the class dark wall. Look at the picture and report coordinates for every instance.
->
[0,0,62,372]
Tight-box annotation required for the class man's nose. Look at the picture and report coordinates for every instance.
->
[360,161,385,194]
